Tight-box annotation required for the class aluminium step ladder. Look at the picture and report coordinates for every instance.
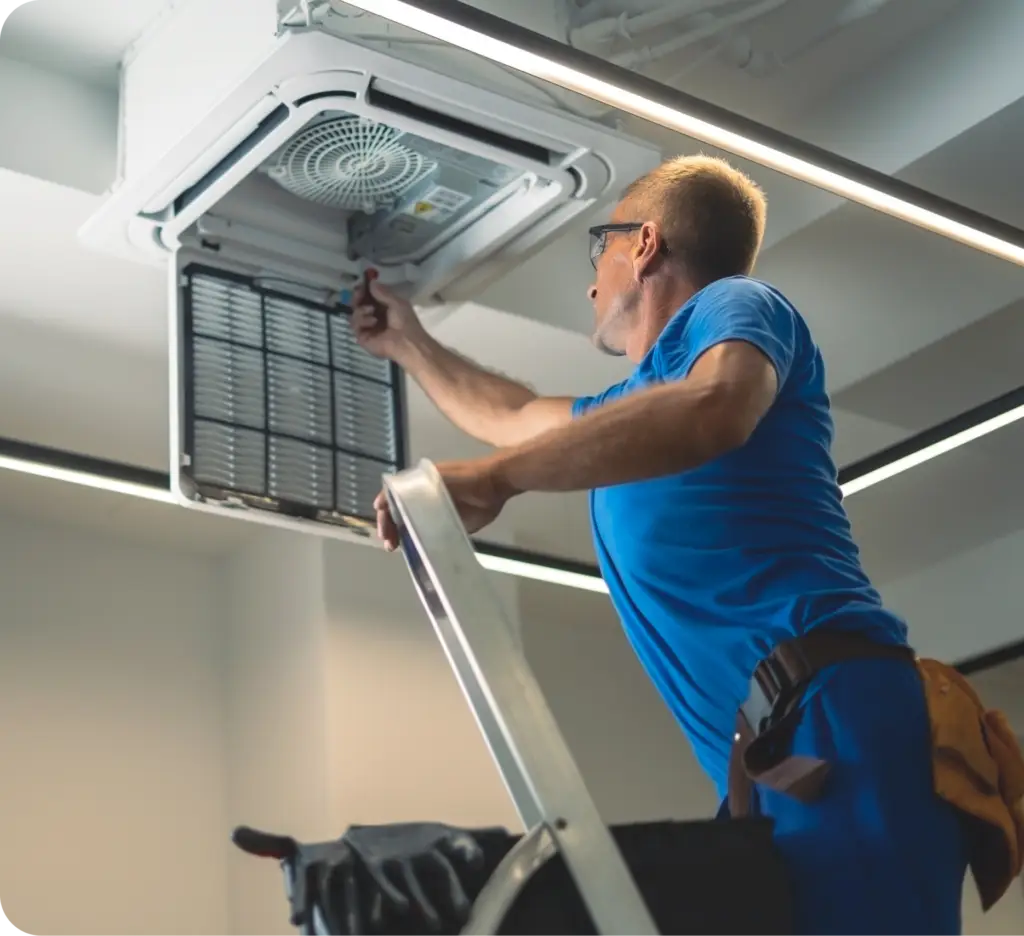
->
[380,459,659,936]
[258,457,792,934]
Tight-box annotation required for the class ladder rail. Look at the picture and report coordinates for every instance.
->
[383,459,658,936]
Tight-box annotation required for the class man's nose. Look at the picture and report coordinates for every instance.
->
[587,284,597,302]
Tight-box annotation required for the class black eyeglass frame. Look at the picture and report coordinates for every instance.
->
[588,222,669,269]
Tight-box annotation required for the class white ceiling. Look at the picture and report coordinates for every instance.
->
[0,0,1022,663]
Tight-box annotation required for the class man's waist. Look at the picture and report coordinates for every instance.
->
[741,629,915,738]
[728,630,917,815]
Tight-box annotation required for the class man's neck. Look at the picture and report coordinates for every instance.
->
[630,276,698,359]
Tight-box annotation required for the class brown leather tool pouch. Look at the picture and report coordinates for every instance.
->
[917,658,1024,910]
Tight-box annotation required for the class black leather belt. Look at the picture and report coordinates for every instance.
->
[728,630,916,817]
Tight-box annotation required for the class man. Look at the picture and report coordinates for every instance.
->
[352,155,968,934]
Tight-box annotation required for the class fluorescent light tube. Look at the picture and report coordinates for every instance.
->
[839,402,1024,497]
[0,454,178,504]
[477,551,609,592]
[341,0,1024,268]
[0,394,1020,591]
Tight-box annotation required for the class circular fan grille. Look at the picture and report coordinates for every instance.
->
[265,115,435,213]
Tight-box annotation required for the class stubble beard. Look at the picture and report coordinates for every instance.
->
[592,287,638,357]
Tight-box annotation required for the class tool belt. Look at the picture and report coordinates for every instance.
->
[728,630,916,817]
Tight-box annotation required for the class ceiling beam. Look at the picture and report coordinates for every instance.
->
[762,0,1024,251]
[0,55,118,194]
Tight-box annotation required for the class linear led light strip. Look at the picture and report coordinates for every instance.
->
[476,552,612,593]
[0,453,177,504]
[340,0,1024,268]
[839,401,1024,496]
[3,398,1023,593]
[0,446,608,588]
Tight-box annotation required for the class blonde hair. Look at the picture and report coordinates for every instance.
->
[621,154,767,287]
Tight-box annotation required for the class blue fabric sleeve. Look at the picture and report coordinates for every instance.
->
[656,278,798,389]
[572,380,626,418]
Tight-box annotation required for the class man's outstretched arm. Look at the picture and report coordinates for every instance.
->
[352,281,573,448]
[486,340,778,497]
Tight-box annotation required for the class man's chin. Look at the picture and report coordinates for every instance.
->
[592,332,626,357]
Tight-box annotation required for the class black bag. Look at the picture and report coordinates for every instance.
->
[234,816,793,934]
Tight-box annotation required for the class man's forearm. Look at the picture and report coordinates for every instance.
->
[397,333,539,446]
[488,379,749,496]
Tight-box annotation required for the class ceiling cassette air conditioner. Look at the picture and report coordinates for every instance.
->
[79,0,660,542]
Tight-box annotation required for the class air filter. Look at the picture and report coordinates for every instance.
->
[181,266,403,523]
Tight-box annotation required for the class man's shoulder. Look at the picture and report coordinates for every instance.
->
[696,275,795,309]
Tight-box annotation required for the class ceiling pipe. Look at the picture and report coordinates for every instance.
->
[568,0,665,27]
[837,0,896,26]
[610,0,790,69]
[570,0,740,47]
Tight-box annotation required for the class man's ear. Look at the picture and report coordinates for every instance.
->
[632,221,663,280]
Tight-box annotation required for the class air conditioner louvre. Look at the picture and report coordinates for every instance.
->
[174,104,293,215]
[366,81,558,165]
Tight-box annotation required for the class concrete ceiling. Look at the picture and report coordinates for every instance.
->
[584,0,969,129]
[848,415,1024,587]
[0,0,1022,662]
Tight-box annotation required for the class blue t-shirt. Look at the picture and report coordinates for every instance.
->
[572,275,908,797]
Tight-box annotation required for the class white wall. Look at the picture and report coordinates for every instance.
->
[321,539,523,834]
[218,532,530,935]
[222,529,332,936]
[519,580,717,824]
[963,875,1024,935]
[0,511,229,936]
[0,500,1018,936]
[880,527,1024,664]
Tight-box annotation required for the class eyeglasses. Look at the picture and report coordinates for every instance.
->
[589,222,672,269]
[588,222,645,269]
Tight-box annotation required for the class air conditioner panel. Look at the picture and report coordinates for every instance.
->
[364,79,566,164]
[140,94,286,216]
[86,30,661,293]
[151,82,579,299]
[171,257,406,543]
[155,97,361,254]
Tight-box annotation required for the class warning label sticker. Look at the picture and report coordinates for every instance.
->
[402,185,473,224]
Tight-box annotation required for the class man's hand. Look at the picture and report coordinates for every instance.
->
[351,279,427,363]
[374,458,514,551]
